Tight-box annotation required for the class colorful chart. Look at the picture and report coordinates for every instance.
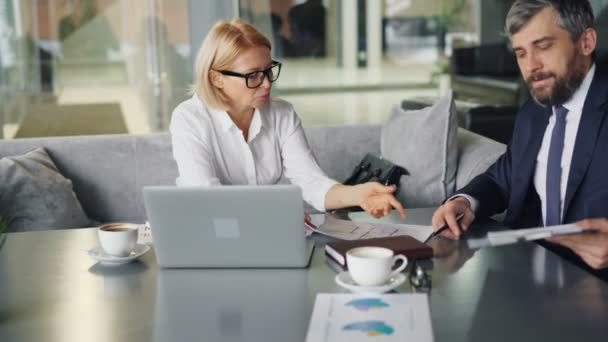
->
[346,298,389,311]
[343,321,395,336]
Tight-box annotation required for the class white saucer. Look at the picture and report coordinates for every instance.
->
[335,271,406,294]
[88,244,150,266]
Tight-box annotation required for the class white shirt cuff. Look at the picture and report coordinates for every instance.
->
[447,194,479,213]
[311,179,340,213]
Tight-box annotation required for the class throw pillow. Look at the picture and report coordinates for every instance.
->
[0,147,93,232]
[381,91,458,207]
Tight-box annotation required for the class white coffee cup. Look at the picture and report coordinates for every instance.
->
[346,246,408,286]
[97,223,138,257]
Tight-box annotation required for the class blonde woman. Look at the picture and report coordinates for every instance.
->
[170,19,405,219]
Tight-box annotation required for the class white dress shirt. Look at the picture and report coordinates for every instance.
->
[169,95,339,212]
[456,64,595,226]
[533,64,595,225]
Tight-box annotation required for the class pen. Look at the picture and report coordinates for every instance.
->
[304,218,317,229]
[424,212,465,244]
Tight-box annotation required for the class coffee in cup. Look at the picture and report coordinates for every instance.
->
[346,246,408,286]
[98,223,138,257]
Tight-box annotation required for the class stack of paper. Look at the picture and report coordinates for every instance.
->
[138,221,154,244]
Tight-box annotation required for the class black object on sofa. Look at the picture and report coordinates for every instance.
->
[462,105,517,145]
[450,43,528,107]
[451,43,518,77]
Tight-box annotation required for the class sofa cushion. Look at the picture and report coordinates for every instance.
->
[455,128,506,189]
[381,92,458,207]
[0,147,93,232]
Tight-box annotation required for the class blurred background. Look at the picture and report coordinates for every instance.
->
[1,0,607,142]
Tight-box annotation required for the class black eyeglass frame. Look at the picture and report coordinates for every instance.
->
[215,60,282,88]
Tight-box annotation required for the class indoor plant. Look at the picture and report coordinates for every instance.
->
[437,0,468,57]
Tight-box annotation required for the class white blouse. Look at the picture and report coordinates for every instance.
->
[169,95,339,212]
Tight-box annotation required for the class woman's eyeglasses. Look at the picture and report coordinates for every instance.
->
[216,61,282,89]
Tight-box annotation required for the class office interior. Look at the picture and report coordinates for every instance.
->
[1,0,608,141]
[2,2,608,340]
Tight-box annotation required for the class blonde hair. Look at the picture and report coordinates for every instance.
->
[192,19,272,110]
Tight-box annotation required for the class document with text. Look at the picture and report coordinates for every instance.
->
[306,214,433,242]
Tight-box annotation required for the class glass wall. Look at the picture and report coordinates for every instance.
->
[239,0,479,91]
[239,0,480,125]
[0,0,191,139]
[3,0,608,139]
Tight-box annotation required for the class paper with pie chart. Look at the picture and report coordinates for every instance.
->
[306,294,434,342]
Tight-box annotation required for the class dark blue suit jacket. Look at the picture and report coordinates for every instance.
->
[459,65,608,229]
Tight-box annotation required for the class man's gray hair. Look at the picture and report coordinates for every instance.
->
[505,0,595,40]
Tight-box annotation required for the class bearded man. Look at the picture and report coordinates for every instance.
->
[432,0,608,274]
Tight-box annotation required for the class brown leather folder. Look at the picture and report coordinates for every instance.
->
[324,235,433,269]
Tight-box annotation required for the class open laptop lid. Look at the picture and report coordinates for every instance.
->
[143,185,314,268]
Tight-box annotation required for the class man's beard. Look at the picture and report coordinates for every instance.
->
[526,52,587,107]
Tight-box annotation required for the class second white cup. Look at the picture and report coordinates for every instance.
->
[346,246,408,286]
[98,223,138,257]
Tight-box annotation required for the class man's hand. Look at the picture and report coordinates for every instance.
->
[355,183,406,219]
[547,218,608,270]
[431,197,476,239]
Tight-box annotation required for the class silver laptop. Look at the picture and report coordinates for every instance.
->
[142,185,314,268]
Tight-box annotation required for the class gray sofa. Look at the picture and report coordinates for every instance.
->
[0,125,505,226]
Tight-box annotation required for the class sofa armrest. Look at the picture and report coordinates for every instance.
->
[455,128,506,191]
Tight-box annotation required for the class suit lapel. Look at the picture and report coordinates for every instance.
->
[509,105,548,227]
[508,102,550,228]
[563,68,608,215]
[515,105,550,188]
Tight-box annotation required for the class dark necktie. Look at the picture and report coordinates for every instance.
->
[546,105,568,226]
